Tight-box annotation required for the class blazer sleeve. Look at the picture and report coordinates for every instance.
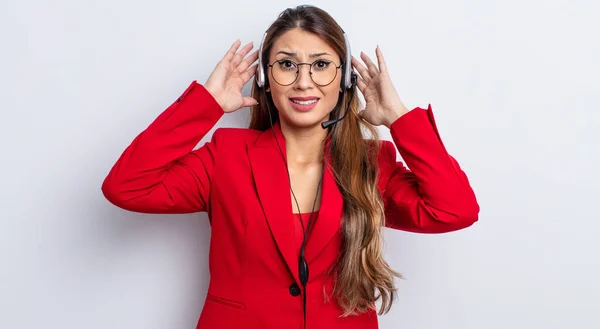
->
[377,105,480,233]
[101,81,225,214]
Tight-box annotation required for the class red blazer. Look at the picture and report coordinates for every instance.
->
[101,81,479,329]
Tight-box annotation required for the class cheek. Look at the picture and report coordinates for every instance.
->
[321,88,341,109]
[273,89,290,107]
[322,77,343,106]
[267,86,287,104]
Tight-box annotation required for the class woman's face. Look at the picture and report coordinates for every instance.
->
[266,28,343,129]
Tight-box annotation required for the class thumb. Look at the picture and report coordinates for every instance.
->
[242,97,259,108]
[357,108,365,118]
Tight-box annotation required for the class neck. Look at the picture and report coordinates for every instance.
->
[279,120,328,166]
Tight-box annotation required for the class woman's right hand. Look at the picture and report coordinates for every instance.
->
[204,40,260,113]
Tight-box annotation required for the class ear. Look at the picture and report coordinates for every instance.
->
[266,87,271,92]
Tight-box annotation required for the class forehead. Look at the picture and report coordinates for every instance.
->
[270,28,339,61]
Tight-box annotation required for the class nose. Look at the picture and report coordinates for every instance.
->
[294,64,313,89]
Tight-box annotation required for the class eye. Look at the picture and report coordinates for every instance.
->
[313,60,331,71]
[277,59,297,71]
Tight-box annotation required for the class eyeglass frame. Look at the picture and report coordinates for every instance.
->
[266,59,344,87]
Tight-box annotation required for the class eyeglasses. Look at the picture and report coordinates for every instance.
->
[267,59,343,86]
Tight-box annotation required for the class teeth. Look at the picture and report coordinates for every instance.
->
[291,99,317,105]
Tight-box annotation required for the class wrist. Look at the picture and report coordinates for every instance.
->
[384,107,408,128]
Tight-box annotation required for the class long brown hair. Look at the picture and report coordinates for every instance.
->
[249,5,401,316]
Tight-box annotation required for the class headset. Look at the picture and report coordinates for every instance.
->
[254,27,357,329]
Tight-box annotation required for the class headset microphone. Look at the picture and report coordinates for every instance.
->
[321,72,357,129]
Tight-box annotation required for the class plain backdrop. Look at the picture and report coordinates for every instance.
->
[1,0,598,328]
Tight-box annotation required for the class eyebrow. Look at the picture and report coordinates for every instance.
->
[276,51,332,58]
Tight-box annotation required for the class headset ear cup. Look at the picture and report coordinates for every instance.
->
[259,62,267,88]
[342,32,351,91]
[257,32,268,88]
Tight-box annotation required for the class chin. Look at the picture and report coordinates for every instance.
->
[279,115,320,129]
[280,109,331,129]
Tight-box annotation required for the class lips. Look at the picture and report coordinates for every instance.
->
[289,97,319,112]
[290,96,320,101]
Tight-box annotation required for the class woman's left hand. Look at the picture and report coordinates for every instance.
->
[351,46,409,128]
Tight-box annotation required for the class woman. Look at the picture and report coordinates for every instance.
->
[101,5,479,329]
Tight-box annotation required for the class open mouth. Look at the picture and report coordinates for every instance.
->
[289,97,320,111]
[291,99,318,105]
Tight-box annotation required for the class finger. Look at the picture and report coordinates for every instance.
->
[237,49,259,73]
[224,39,242,62]
[352,56,371,83]
[241,63,259,83]
[356,75,367,93]
[358,109,369,122]
[232,41,254,66]
[231,42,254,67]
[360,51,379,77]
[242,96,259,108]
[375,45,387,73]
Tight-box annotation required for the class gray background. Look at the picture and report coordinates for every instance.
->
[1,0,598,328]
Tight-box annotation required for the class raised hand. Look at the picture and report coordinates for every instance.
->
[204,40,259,113]
[351,46,409,128]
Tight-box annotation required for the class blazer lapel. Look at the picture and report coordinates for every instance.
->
[248,123,299,284]
[247,122,344,283]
